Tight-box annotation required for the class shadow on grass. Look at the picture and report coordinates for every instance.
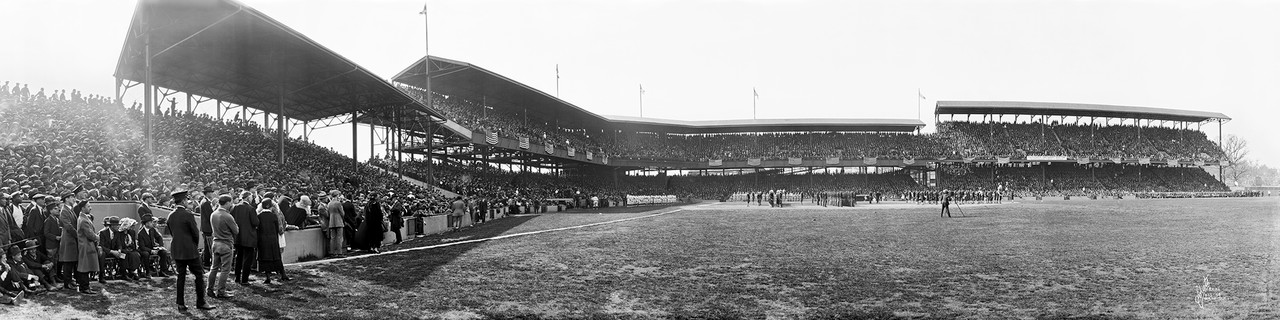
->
[311,215,540,291]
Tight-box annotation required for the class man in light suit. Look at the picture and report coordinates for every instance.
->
[325,190,345,257]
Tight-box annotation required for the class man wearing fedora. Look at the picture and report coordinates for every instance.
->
[22,194,48,256]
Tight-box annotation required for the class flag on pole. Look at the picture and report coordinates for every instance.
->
[918,90,926,100]
[640,84,644,95]
[754,88,759,98]
[556,64,559,80]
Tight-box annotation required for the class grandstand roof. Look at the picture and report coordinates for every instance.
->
[605,116,925,133]
[114,0,438,124]
[935,101,1230,123]
[392,56,611,130]
[394,56,924,134]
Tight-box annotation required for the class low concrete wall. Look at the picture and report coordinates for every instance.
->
[84,201,521,264]
[281,227,326,263]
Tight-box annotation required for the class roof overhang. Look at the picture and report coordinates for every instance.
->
[935,101,1230,123]
[114,0,439,124]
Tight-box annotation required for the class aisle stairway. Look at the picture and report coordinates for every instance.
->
[367,164,459,198]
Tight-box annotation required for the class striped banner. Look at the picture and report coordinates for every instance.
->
[602,156,609,165]
[1138,158,1151,165]
[1076,157,1090,164]
[586,152,593,160]
[545,143,554,154]
[518,137,530,149]
[863,157,877,165]
[825,157,840,165]
[485,131,498,145]
[788,157,802,165]
[747,158,762,166]
[903,158,916,165]
[709,159,723,166]
[1166,159,1179,166]
[996,157,1010,164]
[567,147,576,157]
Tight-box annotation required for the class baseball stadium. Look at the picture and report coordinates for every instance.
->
[0,0,1277,319]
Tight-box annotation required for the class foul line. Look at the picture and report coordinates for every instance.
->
[289,206,690,267]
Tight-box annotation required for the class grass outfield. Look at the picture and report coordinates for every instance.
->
[4,198,1279,319]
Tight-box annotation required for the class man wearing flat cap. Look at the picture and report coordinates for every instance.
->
[40,196,61,287]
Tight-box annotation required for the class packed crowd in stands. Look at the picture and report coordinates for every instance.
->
[398,86,606,155]
[939,164,1229,197]
[938,122,1224,160]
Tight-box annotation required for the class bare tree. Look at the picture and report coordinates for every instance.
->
[1221,134,1251,185]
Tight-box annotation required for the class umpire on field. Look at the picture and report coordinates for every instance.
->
[940,190,953,218]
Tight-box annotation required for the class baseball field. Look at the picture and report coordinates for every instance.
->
[5,197,1279,319]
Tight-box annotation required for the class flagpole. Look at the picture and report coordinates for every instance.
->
[753,87,757,120]
[420,3,433,185]
[639,84,644,117]
[556,64,560,98]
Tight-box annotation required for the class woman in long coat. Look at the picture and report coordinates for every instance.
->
[256,200,286,283]
[74,201,100,293]
[353,193,384,253]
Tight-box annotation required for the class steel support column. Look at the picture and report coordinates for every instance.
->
[279,86,285,163]
[352,111,359,174]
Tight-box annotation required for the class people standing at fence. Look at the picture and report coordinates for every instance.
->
[206,193,237,301]
[341,198,357,251]
[169,190,212,310]
[231,191,259,284]
[255,199,287,284]
[325,190,346,257]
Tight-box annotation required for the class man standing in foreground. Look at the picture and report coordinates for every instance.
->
[207,194,238,299]
[167,190,214,311]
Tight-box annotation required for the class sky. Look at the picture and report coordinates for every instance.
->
[2,0,1277,167]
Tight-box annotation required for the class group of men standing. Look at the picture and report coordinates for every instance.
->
[0,185,132,299]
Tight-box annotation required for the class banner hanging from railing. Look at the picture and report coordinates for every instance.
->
[747,158,762,166]
[996,157,1010,164]
[567,147,576,157]
[1111,157,1123,164]
[863,157,877,165]
[963,157,976,163]
[518,137,530,149]
[602,156,609,165]
[485,131,498,145]
[1076,157,1090,164]
[788,157,802,165]
[709,159,723,166]
[1166,159,1180,166]
[586,152,593,160]
[545,144,554,154]
[903,158,916,165]
[1138,158,1151,165]
[625,195,678,206]
[825,157,840,165]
